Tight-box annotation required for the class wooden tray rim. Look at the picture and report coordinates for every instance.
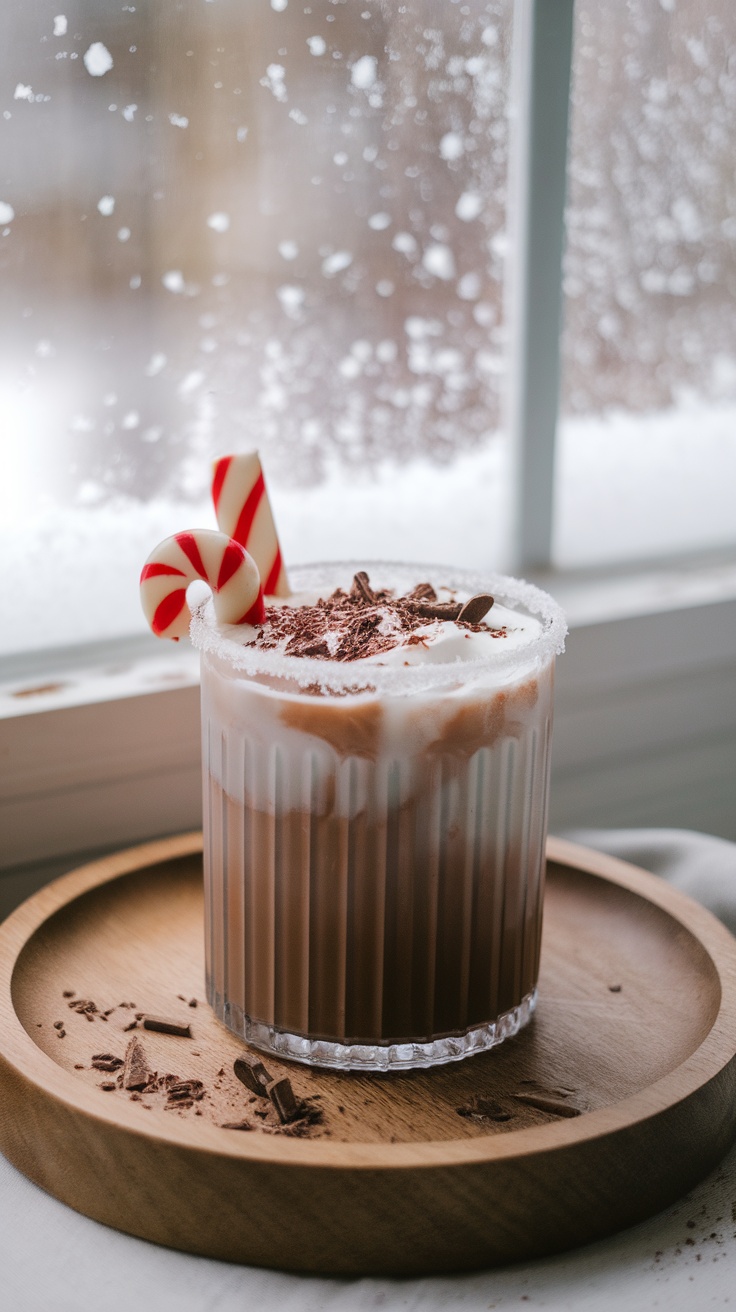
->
[2,832,736,1171]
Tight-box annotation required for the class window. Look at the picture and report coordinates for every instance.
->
[5,0,735,654]
[2,0,515,657]
[555,0,736,566]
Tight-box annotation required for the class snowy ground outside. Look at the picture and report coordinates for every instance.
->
[3,400,736,659]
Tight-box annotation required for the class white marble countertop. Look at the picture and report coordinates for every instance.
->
[3,827,736,1311]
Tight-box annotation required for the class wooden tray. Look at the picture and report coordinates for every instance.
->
[1,834,736,1275]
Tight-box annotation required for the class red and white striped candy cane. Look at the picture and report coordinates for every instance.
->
[140,529,265,640]
[211,453,290,597]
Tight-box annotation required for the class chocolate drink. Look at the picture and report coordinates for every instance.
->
[192,563,566,1071]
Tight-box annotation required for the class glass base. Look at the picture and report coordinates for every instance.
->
[210,988,537,1071]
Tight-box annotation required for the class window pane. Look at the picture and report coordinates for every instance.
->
[2,0,512,657]
[555,0,736,566]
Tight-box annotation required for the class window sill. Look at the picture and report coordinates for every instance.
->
[2,552,736,879]
[539,552,736,842]
[0,638,200,872]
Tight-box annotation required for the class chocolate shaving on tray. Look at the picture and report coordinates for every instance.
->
[511,1092,581,1118]
[68,998,99,1018]
[234,1054,272,1097]
[457,1095,512,1123]
[143,1015,192,1038]
[122,1037,151,1091]
[91,1053,124,1073]
[247,573,499,663]
[166,1079,205,1104]
[267,1076,300,1124]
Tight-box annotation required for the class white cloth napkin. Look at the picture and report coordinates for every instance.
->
[2,829,736,1312]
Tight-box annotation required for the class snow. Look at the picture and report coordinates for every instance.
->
[321,251,352,276]
[422,244,456,280]
[392,232,418,255]
[0,202,14,224]
[457,272,481,300]
[178,371,204,397]
[276,285,304,316]
[0,445,502,657]
[3,401,736,657]
[261,65,287,103]
[554,402,736,565]
[350,56,377,90]
[162,270,185,293]
[455,192,483,222]
[206,212,230,233]
[83,43,113,77]
[439,132,464,161]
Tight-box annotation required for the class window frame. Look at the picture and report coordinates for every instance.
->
[507,0,575,570]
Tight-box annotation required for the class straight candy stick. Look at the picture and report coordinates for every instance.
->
[212,453,290,597]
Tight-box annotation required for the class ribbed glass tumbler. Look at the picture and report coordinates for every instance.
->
[193,563,565,1070]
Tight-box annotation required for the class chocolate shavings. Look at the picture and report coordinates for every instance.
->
[351,571,378,605]
[122,1037,152,1091]
[234,1054,272,1098]
[458,593,495,624]
[143,1015,192,1038]
[247,573,499,663]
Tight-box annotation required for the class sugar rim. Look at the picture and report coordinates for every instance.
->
[190,560,567,694]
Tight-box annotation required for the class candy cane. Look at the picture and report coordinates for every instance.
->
[211,453,290,597]
[140,529,265,640]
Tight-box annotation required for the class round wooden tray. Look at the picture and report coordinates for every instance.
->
[1,833,736,1275]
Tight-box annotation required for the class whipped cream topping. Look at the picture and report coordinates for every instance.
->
[215,574,542,666]
[363,604,542,665]
[191,562,567,695]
